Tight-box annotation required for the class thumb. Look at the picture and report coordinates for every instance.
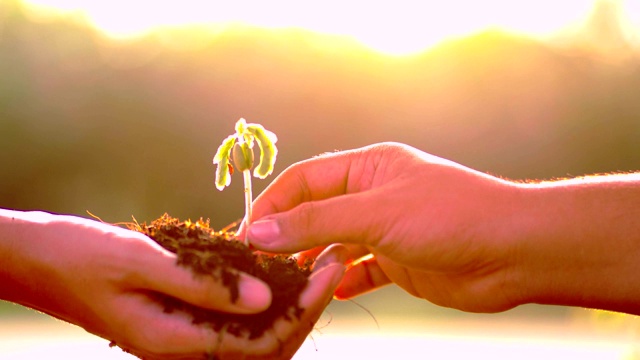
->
[247,192,381,253]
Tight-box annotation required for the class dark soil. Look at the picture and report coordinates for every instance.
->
[129,213,312,340]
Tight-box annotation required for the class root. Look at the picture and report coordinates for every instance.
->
[86,210,142,231]
[347,299,380,330]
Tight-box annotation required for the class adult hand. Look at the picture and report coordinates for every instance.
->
[0,210,347,359]
[245,142,640,316]
[243,142,524,313]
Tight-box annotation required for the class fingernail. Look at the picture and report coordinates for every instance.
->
[313,244,350,272]
[248,219,280,244]
[237,275,272,312]
[312,263,346,281]
[304,263,346,303]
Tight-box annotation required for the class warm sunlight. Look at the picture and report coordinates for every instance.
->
[19,0,640,55]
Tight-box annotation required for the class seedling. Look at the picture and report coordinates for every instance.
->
[213,118,278,245]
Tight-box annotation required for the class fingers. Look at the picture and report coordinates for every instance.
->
[134,250,272,314]
[295,244,370,266]
[248,191,384,253]
[293,246,327,266]
[245,143,402,254]
[109,246,349,359]
[208,244,349,359]
[250,150,357,221]
[309,243,351,274]
[266,244,348,359]
[335,256,391,299]
[249,142,412,223]
[108,294,221,358]
[234,149,358,245]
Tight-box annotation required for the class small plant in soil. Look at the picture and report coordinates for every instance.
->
[119,119,311,356]
[213,118,278,245]
[128,214,311,340]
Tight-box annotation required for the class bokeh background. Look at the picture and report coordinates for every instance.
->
[1,0,639,358]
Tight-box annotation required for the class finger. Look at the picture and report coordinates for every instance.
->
[269,245,348,358]
[309,243,351,273]
[250,151,355,221]
[295,244,369,266]
[294,246,327,267]
[250,143,398,226]
[108,293,221,358]
[133,250,272,314]
[211,244,349,358]
[248,191,385,253]
[334,256,391,300]
[345,245,374,262]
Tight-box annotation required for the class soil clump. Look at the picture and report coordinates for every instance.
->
[130,213,311,339]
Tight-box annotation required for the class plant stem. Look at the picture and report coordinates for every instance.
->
[242,169,253,245]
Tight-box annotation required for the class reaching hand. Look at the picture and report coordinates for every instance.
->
[244,142,640,316]
[242,142,524,313]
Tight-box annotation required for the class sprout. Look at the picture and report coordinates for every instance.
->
[213,118,278,244]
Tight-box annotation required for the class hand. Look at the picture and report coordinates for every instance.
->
[242,142,527,313]
[0,210,347,359]
[211,244,348,360]
[244,142,640,316]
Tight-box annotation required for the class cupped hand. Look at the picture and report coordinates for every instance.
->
[0,210,347,359]
[210,244,348,360]
[244,142,527,313]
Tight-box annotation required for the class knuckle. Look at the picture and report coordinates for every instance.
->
[291,201,317,231]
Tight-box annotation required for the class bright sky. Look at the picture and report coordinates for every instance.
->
[21,0,640,55]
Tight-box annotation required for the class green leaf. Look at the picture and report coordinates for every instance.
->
[213,134,236,190]
[246,124,278,179]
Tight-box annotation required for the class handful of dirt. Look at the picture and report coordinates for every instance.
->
[129,213,311,339]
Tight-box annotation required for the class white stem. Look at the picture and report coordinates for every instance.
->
[242,169,253,245]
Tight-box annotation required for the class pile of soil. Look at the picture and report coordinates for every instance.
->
[129,213,312,339]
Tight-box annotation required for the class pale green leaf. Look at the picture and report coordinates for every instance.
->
[213,135,236,164]
[213,134,236,190]
[214,156,232,191]
[246,124,278,179]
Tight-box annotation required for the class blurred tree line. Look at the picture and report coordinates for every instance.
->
[1,0,639,228]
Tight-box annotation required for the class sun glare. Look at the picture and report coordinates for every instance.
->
[21,0,640,56]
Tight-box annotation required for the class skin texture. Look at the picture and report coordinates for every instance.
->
[0,209,347,359]
[243,142,640,315]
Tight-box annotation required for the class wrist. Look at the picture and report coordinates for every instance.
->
[513,180,640,314]
[0,210,57,306]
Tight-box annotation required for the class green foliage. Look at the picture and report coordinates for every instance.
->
[246,124,278,179]
[213,135,237,191]
[213,118,278,191]
[212,118,278,244]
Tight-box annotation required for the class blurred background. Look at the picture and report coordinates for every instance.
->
[1,0,639,358]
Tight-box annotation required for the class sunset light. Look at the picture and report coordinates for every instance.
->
[3,0,640,358]
[21,0,640,55]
